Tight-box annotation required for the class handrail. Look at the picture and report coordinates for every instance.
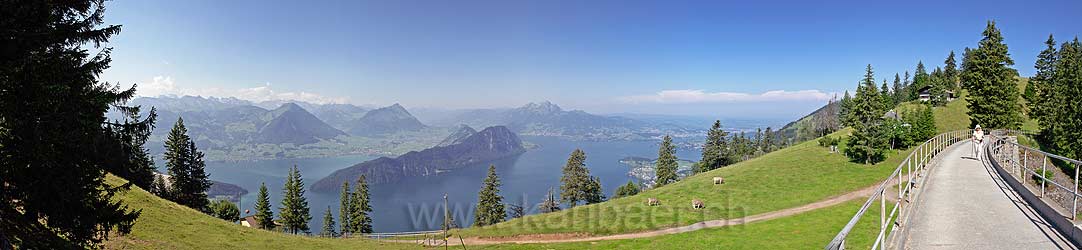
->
[988,131,1082,220]
[826,129,974,250]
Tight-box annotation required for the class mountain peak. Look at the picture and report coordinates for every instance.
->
[278,102,303,110]
[520,101,562,114]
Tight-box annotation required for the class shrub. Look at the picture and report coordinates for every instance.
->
[1031,169,1055,187]
[209,199,241,222]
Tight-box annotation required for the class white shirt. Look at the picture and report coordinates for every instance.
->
[973,130,984,142]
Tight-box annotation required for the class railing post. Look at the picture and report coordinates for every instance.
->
[880,188,886,249]
[1042,157,1048,198]
[1022,150,1028,182]
[1074,163,1079,221]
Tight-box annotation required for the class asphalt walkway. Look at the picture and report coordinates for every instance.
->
[904,140,1075,249]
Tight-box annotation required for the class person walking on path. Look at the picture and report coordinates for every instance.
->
[972,125,984,159]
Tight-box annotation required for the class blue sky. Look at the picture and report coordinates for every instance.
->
[100,0,1082,119]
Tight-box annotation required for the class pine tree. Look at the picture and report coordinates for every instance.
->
[881,79,893,108]
[559,149,590,207]
[0,2,159,246]
[584,176,606,204]
[840,90,855,127]
[913,61,929,99]
[845,64,889,164]
[893,73,904,105]
[254,182,275,230]
[164,118,211,211]
[1050,38,1082,160]
[538,187,561,213]
[151,174,170,198]
[697,120,730,173]
[962,21,1023,129]
[474,165,506,227]
[338,182,352,236]
[278,165,311,234]
[945,50,959,90]
[613,180,641,198]
[320,207,337,237]
[902,71,912,102]
[350,175,373,234]
[655,135,679,186]
[1031,35,1058,142]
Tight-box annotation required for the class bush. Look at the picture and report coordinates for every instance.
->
[612,180,641,199]
[209,199,241,222]
[818,136,837,147]
[1032,169,1055,187]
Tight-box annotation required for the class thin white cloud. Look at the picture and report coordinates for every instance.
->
[618,89,834,104]
[136,76,350,104]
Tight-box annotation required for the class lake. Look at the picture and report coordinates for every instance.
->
[186,136,700,233]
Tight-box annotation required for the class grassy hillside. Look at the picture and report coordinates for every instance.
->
[454,128,914,238]
[480,200,884,250]
[102,175,417,250]
[897,98,970,133]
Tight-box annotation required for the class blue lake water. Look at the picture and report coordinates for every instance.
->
[188,136,700,233]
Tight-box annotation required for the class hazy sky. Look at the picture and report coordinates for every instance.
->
[99,0,1082,119]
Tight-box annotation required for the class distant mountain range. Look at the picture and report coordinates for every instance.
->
[416,101,699,140]
[253,103,346,144]
[311,126,525,191]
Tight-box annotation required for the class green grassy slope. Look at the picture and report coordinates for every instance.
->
[480,199,885,250]
[102,175,417,250]
[454,128,915,238]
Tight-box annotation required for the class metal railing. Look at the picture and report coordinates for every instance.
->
[825,129,973,250]
[988,130,1082,220]
[362,230,445,240]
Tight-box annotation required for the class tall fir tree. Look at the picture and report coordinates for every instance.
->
[350,175,373,234]
[913,61,929,100]
[474,165,506,227]
[584,176,606,204]
[881,79,893,108]
[893,73,904,105]
[697,120,730,173]
[320,207,336,237]
[840,90,855,127]
[945,50,959,90]
[164,118,211,211]
[655,135,679,186]
[1050,39,1082,160]
[254,182,275,230]
[278,165,311,234]
[338,182,352,236]
[845,64,889,164]
[0,1,162,246]
[1031,35,1059,142]
[559,149,590,207]
[961,21,1023,129]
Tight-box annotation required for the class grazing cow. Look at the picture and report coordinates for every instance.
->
[713,177,725,185]
[646,198,660,206]
[692,199,705,209]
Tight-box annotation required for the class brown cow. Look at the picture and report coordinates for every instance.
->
[646,198,660,206]
[713,177,725,185]
[691,199,705,209]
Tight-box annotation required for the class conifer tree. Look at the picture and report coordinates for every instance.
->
[0,1,160,246]
[584,176,606,204]
[559,149,590,207]
[320,207,336,237]
[350,175,373,234]
[881,79,893,108]
[655,135,679,186]
[278,165,311,234]
[474,165,506,227]
[893,73,904,105]
[945,50,959,90]
[840,90,855,127]
[697,120,730,173]
[338,182,351,236]
[151,175,170,198]
[1031,35,1058,141]
[538,187,561,213]
[962,21,1023,129]
[254,182,275,230]
[1049,38,1082,160]
[164,118,211,211]
[613,180,641,198]
[845,64,889,164]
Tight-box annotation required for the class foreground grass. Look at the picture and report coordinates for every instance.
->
[454,128,915,238]
[102,175,417,250]
[480,199,884,250]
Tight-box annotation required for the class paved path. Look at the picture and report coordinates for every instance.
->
[904,141,1075,249]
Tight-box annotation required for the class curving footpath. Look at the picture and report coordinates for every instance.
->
[903,141,1076,249]
[390,171,913,246]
